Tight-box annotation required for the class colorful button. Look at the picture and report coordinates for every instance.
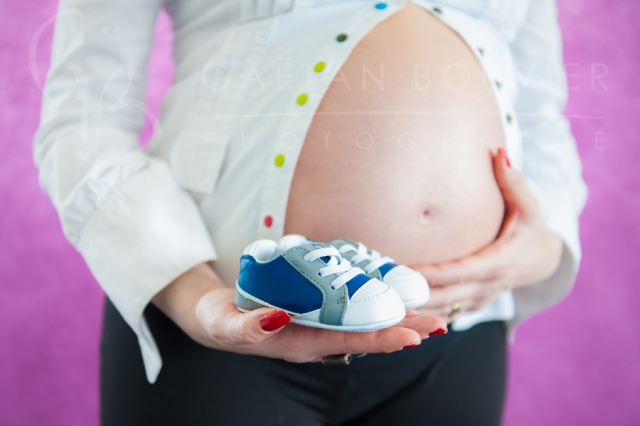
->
[495,80,502,90]
[314,61,326,72]
[432,6,443,14]
[264,215,273,228]
[274,154,285,167]
[297,93,308,105]
[336,33,348,42]
[506,114,512,123]
[477,47,485,56]
[375,2,388,9]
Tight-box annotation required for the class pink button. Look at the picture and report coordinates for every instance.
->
[264,215,273,228]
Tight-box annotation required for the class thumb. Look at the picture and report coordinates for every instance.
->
[196,290,291,346]
[493,148,538,224]
[226,307,291,345]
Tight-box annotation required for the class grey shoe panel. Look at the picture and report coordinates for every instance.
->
[327,238,357,249]
[281,244,349,326]
[328,238,384,280]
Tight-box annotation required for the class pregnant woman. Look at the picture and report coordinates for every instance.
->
[34,0,587,425]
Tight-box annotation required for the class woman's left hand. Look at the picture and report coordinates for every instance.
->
[410,148,564,322]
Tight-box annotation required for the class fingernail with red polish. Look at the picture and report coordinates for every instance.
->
[498,148,511,167]
[403,343,420,349]
[260,310,291,332]
[429,328,448,337]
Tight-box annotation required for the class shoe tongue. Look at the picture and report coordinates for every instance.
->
[301,242,325,251]
[328,237,357,248]
[300,242,335,264]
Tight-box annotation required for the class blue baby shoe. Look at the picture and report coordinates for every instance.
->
[280,235,430,309]
[235,239,406,331]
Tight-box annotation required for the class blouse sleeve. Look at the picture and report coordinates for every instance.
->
[506,0,588,332]
[33,0,217,383]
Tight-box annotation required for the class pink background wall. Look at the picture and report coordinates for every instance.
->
[1,1,638,425]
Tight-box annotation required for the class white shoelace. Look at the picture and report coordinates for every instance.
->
[303,246,365,290]
[337,242,394,274]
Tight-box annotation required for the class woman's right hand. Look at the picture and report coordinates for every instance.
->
[153,263,448,362]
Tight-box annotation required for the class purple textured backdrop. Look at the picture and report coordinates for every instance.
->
[1,1,638,425]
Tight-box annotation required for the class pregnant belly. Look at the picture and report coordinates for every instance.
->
[284,3,506,265]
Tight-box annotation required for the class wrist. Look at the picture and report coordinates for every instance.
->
[152,262,226,345]
[515,230,563,290]
[544,231,564,277]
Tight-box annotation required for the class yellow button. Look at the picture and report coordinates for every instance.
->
[314,61,326,72]
[297,93,309,105]
[274,154,285,167]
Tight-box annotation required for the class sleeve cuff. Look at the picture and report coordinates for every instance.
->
[505,176,585,342]
[76,159,217,383]
[506,239,578,343]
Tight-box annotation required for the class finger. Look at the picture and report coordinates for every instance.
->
[498,203,519,239]
[493,148,539,222]
[467,294,499,312]
[237,307,292,343]
[427,298,477,322]
[323,314,446,355]
[491,149,518,239]
[337,326,422,354]
[424,283,482,310]
[280,325,420,358]
[395,313,448,340]
[404,309,421,318]
[413,305,451,319]
[412,248,505,286]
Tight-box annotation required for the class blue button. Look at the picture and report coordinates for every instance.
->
[375,2,388,9]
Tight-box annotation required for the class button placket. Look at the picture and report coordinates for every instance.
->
[428,0,520,166]
[259,2,400,239]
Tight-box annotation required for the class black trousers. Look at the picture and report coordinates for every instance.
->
[101,298,507,426]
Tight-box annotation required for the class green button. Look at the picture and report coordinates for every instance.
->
[274,154,285,167]
[314,61,326,72]
[432,6,443,14]
[297,93,308,105]
[336,33,348,42]
[506,114,513,123]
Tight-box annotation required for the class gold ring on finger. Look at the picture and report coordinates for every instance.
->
[450,301,461,316]
[321,353,367,366]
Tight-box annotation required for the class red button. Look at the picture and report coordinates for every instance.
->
[264,215,273,228]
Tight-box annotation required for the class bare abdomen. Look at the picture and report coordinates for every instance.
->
[284,2,505,265]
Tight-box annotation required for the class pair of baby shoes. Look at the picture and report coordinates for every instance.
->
[235,235,430,332]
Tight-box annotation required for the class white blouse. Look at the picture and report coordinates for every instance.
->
[34,0,588,383]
